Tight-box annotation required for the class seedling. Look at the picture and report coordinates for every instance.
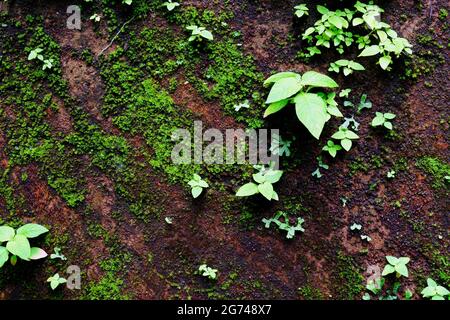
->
[90,14,101,22]
[0,223,49,268]
[312,156,329,178]
[28,48,54,70]
[263,71,340,139]
[262,211,305,239]
[294,4,309,18]
[387,170,396,179]
[339,88,352,98]
[236,164,283,201]
[123,0,132,5]
[382,256,410,278]
[421,278,450,300]
[350,223,362,231]
[233,99,250,112]
[371,112,396,130]
[164,217,173,225]
[360,234,372,242]
[186,26,214,42]
[47,273,67,290]
[357,94,372,113]
[50,247,67,261]
[188,174,209,198]
[329,59,365,76]
[331,127,359,151]
[162,1,180,11]
[198,264,218,280]
[341,116,360,131]
[322,140,342,158]
[340,197,348,207]
[270,134,294,157]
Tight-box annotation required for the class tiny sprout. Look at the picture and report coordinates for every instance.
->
[322,140,342,158]
[387,170,396,179]
[50,247,67,261]
[421,278,450,300]
[198,264,218,280]
[90,13,101,22]
[331,127,360,152]
[350,223,362,231]
[372,112,396,130]
[233,99,250,112]
[165,217,173,225]
[47,273,67,290]
[382,256,410,278]
[294,4,309,18]
[162,1,180,11]
[187,26,214,42]
[188,174,209,199]
[339,89,352,98]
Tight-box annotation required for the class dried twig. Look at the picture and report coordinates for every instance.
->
[97,16,135,57]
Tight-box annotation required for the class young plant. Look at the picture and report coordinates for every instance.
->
[263,71,340,139]
[312,156,329,178]
[0,223,49,268]
[186,26,214,42]
[28,48,54,70]
[331,126,359,151]
[198,264,218,280]
[90,13,101,22]
[50,247,67,261]
[164,217,173,225]
[236,164,283,201]
[421,278,450,300]
[188,174,208,198]
[382,256,410,278]
[387,170,396,179]
[47,273,67,290]
[270,134,294,157]
[322,140,342,158]
[329,59,365,76]
[262,211,305,239]
[339,88,352,98]
[162,1,180,11]
[294,4,309,18]
[371,112,396,130]
[233,99,250,112]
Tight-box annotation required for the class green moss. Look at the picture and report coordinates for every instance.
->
[298,285,324,300]
[416,156,450,190]
[333,252,364,300]
[348,157,370,176]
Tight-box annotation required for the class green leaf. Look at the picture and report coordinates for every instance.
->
[6,234,31,261]
[329,15,343,29]
[384,113,396,120]
[431,295,445,300]
[371,116,385,127]
[264,170,283,184]
[382,264,395,276]
[345,130,359,140]
[436,286,450,296]
[341,139,352,151]
[386,256,399,265]
[266,77,303,104]
[264,72,300,86]
[384,122,393,130]
[395,263,409,277]
[264,99,289,118]
[191,186,203,198]
[300,71,338,88]
[421,286,435,298]
[427,278,437,287]
[294,93,329,140]
[359,45,381,57]
[29,247,48,260]
[236,183,259,197]
[317,5,329,15]
[16,224,49,238]
[252,173,266,184]
[200,30,213,40]
[0,246,9,268]
[327,105,343,117]
[258,182,274,201]
[379,56,392,70]
[398,257,410,264]
[0,226,15,242]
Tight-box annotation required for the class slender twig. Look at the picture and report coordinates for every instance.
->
[97,16,135,57]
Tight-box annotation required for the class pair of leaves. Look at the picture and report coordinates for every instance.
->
[47,273,67,290]
[329,59,365,76]
[322,140,342,158]
[187,26,213,41]
[162,1,180,11]
[198,264,218,280]
[382,256,410,277]
[188,174,209,198]
[331,127,359,151]
[372,112,396,129]
[236,169,283,201]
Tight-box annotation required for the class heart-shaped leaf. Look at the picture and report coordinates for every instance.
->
[16,224,49,239]
[294,93,329,140]
[0,226,15,242]
[6,234,31,261]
